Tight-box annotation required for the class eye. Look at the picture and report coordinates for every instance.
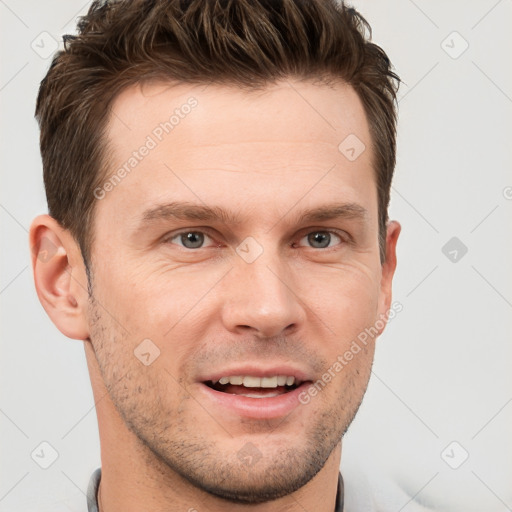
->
[167,230,214,249]
[296,230,344,249]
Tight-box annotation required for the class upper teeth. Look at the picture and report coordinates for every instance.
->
[214,376,298,388]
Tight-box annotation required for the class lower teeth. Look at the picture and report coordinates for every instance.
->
[239,392,281,398]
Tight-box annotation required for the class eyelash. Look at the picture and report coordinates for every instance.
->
[163,228,349,251]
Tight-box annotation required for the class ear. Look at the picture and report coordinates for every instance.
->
[376,220,401,334]
[29,214,90,340]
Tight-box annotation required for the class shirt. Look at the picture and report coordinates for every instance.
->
[86,467,344,511]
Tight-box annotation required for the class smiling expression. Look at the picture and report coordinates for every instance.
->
[83,78,398,503]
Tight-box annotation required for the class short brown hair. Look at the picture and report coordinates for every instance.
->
[36,0,400,266]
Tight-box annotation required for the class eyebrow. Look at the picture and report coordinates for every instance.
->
[137,200,368,230]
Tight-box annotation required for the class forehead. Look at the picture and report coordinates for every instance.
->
[107,79,371,150]
[98,79,376,231]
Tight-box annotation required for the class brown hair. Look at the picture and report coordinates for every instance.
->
[36,0,400,266]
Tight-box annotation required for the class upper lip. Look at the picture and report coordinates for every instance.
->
[198,365,313,384]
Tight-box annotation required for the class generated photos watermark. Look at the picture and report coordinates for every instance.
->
[298,301,403,405]
[93,97,198,200]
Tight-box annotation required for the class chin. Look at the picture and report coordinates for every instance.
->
[188,458,323,504]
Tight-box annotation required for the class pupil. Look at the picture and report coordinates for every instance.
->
[308,232,330,248]
[182,232,204,248]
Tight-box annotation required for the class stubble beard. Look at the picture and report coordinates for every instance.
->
[87,291,371,504]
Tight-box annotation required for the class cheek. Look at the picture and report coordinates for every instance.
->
[90,256,195,333]
[89,259,233,378]
[301,264,381,340]
[88,294,187,417]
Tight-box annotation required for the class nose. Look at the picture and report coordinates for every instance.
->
[219,250,306,339]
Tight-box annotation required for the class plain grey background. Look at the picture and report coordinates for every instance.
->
[1,1,511,510]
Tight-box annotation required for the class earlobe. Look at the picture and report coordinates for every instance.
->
[29,214,90,340]
[377,220,401,334]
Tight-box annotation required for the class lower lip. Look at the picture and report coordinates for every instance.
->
[198,382,311,420]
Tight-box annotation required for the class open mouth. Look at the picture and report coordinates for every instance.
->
[204,375,303,398]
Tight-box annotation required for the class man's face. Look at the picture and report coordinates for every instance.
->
[86,80,397,502]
